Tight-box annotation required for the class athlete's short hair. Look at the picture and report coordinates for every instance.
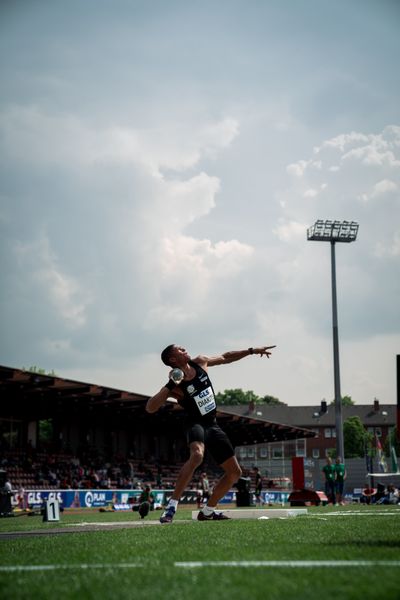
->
[161,344,176,366]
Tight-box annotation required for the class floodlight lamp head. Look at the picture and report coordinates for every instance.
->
[307,219,359,243]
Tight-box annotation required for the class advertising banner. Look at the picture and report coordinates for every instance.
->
[11,488,288,509]
[12,489,154,509]
[262,491,290,504]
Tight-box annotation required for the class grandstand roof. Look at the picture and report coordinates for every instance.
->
[0,365,315,445]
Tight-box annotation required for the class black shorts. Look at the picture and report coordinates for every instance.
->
[186,421,235,466]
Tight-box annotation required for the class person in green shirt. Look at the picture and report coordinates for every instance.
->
[133,485,155,518]
[334,457,347,505]
[322,456,336,505]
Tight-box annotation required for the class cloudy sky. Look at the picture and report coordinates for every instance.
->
[1,0,399,406]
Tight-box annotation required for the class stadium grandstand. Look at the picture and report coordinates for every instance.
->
[0,365,315,500]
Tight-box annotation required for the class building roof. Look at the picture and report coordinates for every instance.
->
[219,401,396,428]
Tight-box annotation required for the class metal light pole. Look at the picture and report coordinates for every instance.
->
[307,220,359,461]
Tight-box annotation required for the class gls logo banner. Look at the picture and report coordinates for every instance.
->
[26,491,63,506]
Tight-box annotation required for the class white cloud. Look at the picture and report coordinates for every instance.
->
[371,179,398,197]
[0,105,254,354]
[286,158,322,178]
[314,131,370,153]
[143,234,254,329]
[313,126,400,169]
[273,220,307,242]
[154,172,221,229]
[303,183,328,198]
[286,160,310,177]
[0,106,239,177]
[374,231,400,257]
[286,159,311,177]
[14,235,91,328]
[303,188,318,198]
[342,145,400,167]
[360,178,398,203]
[198,118,239,156]
[283,125,400,215]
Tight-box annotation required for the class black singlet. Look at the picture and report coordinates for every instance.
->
[176,361,217,425]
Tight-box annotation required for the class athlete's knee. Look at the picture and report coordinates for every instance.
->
[189,446,204,467]
[224,460,241,482]
[231,462,242,482]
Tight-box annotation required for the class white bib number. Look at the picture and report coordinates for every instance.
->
[193,386,216,416]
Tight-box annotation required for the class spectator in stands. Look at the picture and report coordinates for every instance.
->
[89,469,99,487]
[254,467,263,507]
[60,477,70,489]
[100,474,112,489]
[322,456,336,505]
[34,467,45,486]
[48,469,59,486]
[200,472,210,505]
[147,343,275,523]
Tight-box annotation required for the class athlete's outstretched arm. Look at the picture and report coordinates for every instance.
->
[198,345,276,368]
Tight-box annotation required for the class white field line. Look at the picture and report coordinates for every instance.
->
[64,521,161,527]
[308,511,400,517]
[62,510,400,526]
[175,560,400,568]
[0,563,143,572]
[1,560,400,573]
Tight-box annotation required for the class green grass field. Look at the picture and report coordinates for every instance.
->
[1,505,399,599]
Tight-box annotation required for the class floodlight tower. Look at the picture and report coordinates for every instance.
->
[307,220,359,461]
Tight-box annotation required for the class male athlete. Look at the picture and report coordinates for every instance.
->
[146,344,275,523]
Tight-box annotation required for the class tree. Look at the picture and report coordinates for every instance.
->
[330,395,355,406]
[216,389,259,406]
[259,394,286,406]
[23,366,57,376]
[215,389,285,406]
[343,416,370,458]
[38,419,53,445]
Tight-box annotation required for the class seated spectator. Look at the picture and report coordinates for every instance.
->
[378,483,399,505]
[361,487,377,504]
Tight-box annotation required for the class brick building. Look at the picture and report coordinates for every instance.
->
[221,399,396,461]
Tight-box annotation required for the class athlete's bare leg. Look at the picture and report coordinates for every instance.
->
[170,441,204,501]
[206,455,242,507]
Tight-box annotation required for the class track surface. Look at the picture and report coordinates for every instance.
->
[0,519,193,539]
